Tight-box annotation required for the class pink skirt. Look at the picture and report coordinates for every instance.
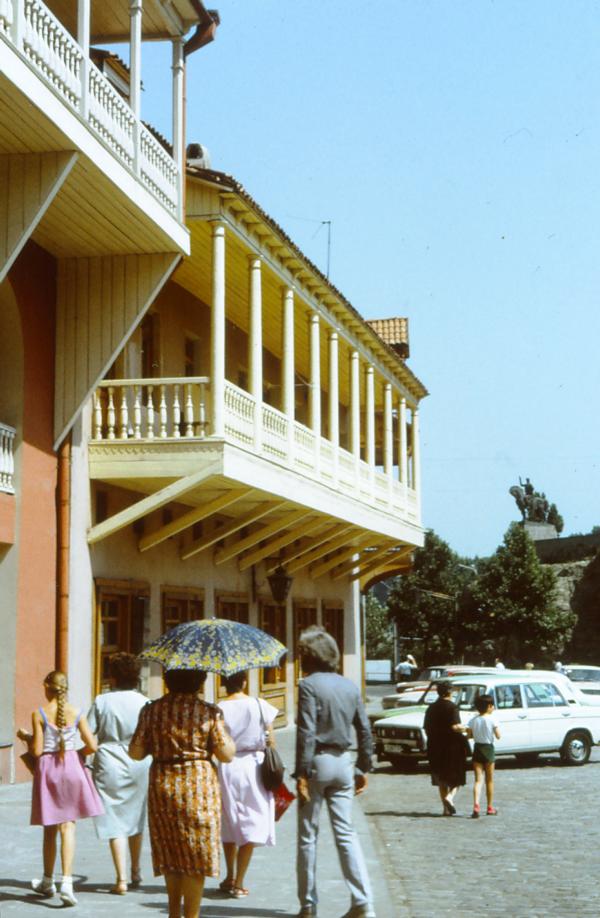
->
[31,751,104,826]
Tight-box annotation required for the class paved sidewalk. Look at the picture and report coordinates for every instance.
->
[0,728,396,917]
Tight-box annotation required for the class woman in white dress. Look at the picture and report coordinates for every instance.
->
[87,653,151,894]
[217,671,278,899]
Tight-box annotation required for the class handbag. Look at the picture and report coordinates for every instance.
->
[273,781,296,821]
[256,698,285,791]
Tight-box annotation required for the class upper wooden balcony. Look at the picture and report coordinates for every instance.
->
[0,0,215,256]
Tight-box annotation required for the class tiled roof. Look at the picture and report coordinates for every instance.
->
[185,166,428,400]
[366,318,409,358]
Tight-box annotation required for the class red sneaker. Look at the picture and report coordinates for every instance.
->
[487,806,498,816]
[471,804,480,819]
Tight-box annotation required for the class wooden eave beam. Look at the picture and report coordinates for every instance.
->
[349,545,413,581]
[87,461,221,544]
[309,534,378,579]
[138,487,253,553]
[286,527,358,574]
[331,541,396,580]
[238,516,323,571]
[214,508,310,565]
[264,522,346,574]
[358,553,414,588]
[181,500,287,561]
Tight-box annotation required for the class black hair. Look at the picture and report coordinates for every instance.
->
[164,669,207,694]
[436,680,453,698]
[223,671,247,695]
[474,693,494,714]
[110,652,141,690]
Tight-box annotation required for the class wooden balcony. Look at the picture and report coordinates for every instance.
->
[88,378,422,585]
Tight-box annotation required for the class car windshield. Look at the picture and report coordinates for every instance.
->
[418,682,487,709]
[566,669,600,682]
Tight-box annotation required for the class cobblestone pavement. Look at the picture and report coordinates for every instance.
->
[362,745,600,917]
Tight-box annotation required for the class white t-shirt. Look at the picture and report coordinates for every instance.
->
[469,712,499,744]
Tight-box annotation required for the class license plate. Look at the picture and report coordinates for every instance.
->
[384,743,400,753]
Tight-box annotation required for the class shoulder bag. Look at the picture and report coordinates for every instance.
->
[256,698,285,790]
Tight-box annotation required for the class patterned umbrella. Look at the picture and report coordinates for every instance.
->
[139,618,287,677]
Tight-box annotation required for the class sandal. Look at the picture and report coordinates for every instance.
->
[471,804,480,819]
[487,806,498,816]
[130,870,142,889]
[229,886,249,898]
[219,879,236,894]
[110,880,128,895]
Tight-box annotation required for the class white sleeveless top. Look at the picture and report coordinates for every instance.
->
[40,707,81,754]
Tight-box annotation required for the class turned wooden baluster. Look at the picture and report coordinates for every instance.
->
[159,385,168,437]
[133,386,142,439]
[107,387,116,440]
[93,390,103,440]
[184,384,194,437]
[146,385,155,438]
[198,382,207,438]
[173,385,181,438]
[119,387,129,439]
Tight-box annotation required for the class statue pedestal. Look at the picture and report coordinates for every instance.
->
[523,521,558,541]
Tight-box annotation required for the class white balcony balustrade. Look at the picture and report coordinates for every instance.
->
[91,378,419,523]
[2,0,180,216]
[0,423,16,494]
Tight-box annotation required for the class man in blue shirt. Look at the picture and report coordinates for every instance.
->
[295,626,375,918]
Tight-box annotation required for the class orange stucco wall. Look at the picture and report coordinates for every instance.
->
[10,243,57,780]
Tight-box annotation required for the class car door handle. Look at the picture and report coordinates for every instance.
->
[518,714,527,719]
[561,712,571,717]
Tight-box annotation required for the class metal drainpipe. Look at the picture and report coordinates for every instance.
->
[56,435,71,673]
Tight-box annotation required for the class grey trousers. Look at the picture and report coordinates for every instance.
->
[297,751,373,910]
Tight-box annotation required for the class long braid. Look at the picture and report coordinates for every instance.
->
[44,670,68,758]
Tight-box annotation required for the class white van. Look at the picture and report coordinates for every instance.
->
[373,671,600,769]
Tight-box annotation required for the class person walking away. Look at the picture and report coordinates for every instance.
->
[129,669,235,918]
[423,681,468,816]
[87,652,151,894]
[394,654,417,682]
[217,670,278,899]
[17,670,103,906]
[463,693,501,817]
[295,626,375,918]
[494,658,505,671]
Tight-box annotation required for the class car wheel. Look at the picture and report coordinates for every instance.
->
[515,752,540,765]
[560,731,591,766]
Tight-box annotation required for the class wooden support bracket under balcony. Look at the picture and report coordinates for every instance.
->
[138,487,254,552]
[286,527,360,575]
[309,534,378,579]
[237,516,323,572]
[264,522,349,574]
[349,544,414,582]
[181,500,287,561]
[331,541,396,581]
[214,508,311,566]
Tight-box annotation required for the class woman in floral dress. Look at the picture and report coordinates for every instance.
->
[129,669,235,918]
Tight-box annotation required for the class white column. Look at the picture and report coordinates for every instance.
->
[211,224,226,437]
[248,256,263,452]
[411,406,421,518]
[309,312,321,473]
[384,383,393,500]
[365,365,375,491]
[328,329,339,485]
[77,0,90,118]
[399,396,408,487]
[171,38,185,221]
[282,287,295,460]
[129,0,143,172]
[350,350,361,473]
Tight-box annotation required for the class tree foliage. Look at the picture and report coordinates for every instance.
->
[365,594,393,659]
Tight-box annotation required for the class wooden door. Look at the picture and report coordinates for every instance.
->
[260,601,288,726]
[323,604,344,674]
[215,597,249,698]
[162,591,204,633]
[96,582,148,693]
[293,602,318,688]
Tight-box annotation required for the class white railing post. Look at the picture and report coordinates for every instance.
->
[411,406,421,521]
[399,395,408,502]
[211,223,226,437]
[10,0,24,48]
[77,0,90,118]
[248,256,263,453]
[129,0,143,174]
[384,382,393,502]
[328,328,339,487]
[282,286,295,464]
[309,311,321,475]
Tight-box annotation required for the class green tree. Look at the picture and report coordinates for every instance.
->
[547,503,564,534]
[365,594,393,659]
[472,523,574,663]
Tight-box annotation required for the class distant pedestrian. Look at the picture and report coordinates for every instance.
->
[423,681,468,816]
[394,653,417,681]
[17,670,103,906]
[217,670,278,899]
[494,658,505,670]
[295,626,375,918]
[463,693,501,818]
[553,661,565,673]
[524,662,534,670]
[87,653,150,894]
[129,669,235,918]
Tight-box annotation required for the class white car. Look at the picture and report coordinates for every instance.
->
[373,671,600,769]
[563,665,600,696]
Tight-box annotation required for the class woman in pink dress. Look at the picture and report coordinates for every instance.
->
[18,670,103,907]
[217,671,279,900]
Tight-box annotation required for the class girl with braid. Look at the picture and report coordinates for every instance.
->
[17,670,103,906]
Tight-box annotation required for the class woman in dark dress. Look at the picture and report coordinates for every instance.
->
[423,681,468,815]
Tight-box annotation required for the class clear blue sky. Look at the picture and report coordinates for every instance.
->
[139,1,600,557]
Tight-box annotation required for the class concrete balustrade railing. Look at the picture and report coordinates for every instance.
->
[3,0,180,215]
[93,378,209,441]
[0,423,16,494]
